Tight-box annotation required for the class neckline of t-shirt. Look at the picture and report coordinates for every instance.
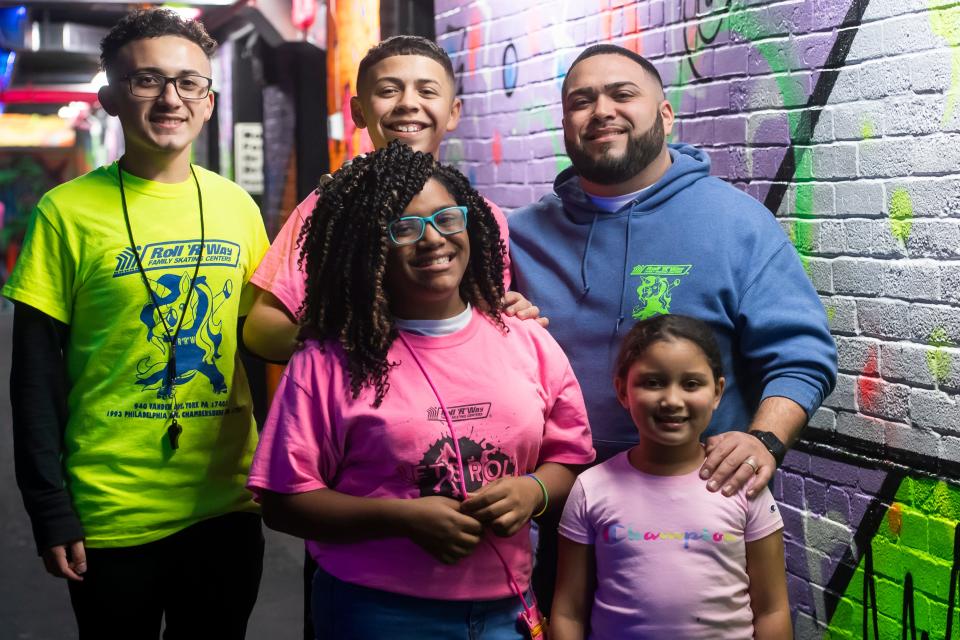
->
[108,161,202,200]
[614,449,707,482]
[397,307,484,349]
[394,303,473,336]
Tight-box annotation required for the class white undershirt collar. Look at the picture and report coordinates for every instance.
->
[395,303,473,337]
[585,184,651,213]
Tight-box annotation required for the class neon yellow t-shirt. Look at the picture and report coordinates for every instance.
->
[2,162,269,548]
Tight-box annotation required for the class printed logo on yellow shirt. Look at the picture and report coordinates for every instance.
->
[113,241,238,399]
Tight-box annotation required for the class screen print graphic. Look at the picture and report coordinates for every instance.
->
[113,239,241,398]
[412,402,517,499]
[631,264,692,320]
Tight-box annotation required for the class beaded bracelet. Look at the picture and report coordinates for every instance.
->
[526,473,549,518]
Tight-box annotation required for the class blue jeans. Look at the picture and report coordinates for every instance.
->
[311,566,528,640]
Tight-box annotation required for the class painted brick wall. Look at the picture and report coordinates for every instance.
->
[436,1,960,637]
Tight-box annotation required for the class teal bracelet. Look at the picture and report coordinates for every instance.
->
[525,473,549,518]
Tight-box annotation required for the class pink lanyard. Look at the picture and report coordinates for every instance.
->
[397,333,540,622]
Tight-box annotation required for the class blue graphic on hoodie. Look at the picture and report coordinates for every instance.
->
[136,272,232,398]
[508,143,837,454]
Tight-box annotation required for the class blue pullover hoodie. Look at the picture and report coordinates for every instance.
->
[509,143,837,459]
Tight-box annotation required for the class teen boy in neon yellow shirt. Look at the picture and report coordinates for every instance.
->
[3,9,268,637]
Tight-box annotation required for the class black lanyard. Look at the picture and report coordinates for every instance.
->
[118,161,205,449]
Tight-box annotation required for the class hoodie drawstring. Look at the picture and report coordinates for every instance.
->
[615,211,632,335]
[579,211,599,299]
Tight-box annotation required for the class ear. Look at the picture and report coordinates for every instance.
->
[713,375,726,409]
[614,376,630,409]
[659,98,676,137]
[350,95,366,129]
[98,85,119,116]
[445,96,462,133]
[202,90,215,123]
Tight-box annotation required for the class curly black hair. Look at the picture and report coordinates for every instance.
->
[297,140,506,406]
[101,9,217,80]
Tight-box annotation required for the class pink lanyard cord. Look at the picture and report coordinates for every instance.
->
[397,333,534,616]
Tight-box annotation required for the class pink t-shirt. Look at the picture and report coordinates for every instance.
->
[250,189,512,317]
[559,451,783,639]
[248,309,595,600]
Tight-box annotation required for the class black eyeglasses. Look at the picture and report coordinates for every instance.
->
[121,72,213,100]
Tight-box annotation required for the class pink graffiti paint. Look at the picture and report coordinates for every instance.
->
[492,130,503,165]
[468,8,483,73]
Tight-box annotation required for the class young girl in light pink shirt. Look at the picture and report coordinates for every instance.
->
[247,140,595,639]
[552,314,791,640]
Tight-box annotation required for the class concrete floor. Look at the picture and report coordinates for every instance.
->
[0,310,306,640]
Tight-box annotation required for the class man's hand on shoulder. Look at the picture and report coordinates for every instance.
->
[503,291,549,328]
[700,431,775,499]
[42,539,86,581]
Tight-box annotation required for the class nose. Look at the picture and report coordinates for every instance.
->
[157,79,184,106]
[395,86,420,113]
[592,94,615,121]
[418,220,445,246]
[659,384,683,410]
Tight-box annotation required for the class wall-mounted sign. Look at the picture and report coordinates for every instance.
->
[234,122,263,195]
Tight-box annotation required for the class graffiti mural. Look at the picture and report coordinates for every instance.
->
[437,0,960,637]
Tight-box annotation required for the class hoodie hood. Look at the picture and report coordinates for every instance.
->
[553,143,712,222]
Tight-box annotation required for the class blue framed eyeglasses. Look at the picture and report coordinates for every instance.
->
[388,206,469,246]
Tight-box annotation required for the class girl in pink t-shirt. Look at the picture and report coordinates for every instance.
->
[247,140,595,639]
[552,314,791,640]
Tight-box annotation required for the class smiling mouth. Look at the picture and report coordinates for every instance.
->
[586,128,626,141]
[412,254,454,268]
[150,116,186,127]
[654,415,688,427]
[387,122,427,133]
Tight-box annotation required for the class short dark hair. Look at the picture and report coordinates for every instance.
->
[562,44,663,96]
[100,9,217,80]
[615,314,724,383]
[357,35,455,92]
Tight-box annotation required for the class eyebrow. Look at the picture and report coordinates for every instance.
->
[375,76,442,86]
[130,66,207,76]
[566,81,644,99]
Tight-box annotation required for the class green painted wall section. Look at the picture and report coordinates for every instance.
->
[825,477,960,639]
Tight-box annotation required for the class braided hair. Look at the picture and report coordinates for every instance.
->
[296,140,506,406]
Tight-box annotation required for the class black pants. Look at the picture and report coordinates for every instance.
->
[68,511,264,640]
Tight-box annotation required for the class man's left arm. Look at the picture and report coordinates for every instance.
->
[701,241,837,498]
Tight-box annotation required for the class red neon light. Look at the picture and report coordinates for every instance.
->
[0,88,99,104]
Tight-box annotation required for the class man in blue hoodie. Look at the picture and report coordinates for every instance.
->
[511,44,837,497]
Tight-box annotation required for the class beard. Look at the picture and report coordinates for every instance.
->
[564,112,665,185]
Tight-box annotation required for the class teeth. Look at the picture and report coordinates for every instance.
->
[421,256,451,266]
[392,124,424,132]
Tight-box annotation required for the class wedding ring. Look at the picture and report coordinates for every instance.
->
[742,457,760,474]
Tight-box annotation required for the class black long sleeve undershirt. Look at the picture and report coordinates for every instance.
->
[10,302,83,553]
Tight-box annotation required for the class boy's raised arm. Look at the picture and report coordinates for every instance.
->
[242,287,299,362]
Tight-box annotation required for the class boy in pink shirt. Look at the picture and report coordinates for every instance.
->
[243,36,530,362]
[248,141,594,638]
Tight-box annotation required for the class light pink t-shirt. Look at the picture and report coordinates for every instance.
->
[559,451,783,639]
[248,309,595,600]
[250,189,512,317]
